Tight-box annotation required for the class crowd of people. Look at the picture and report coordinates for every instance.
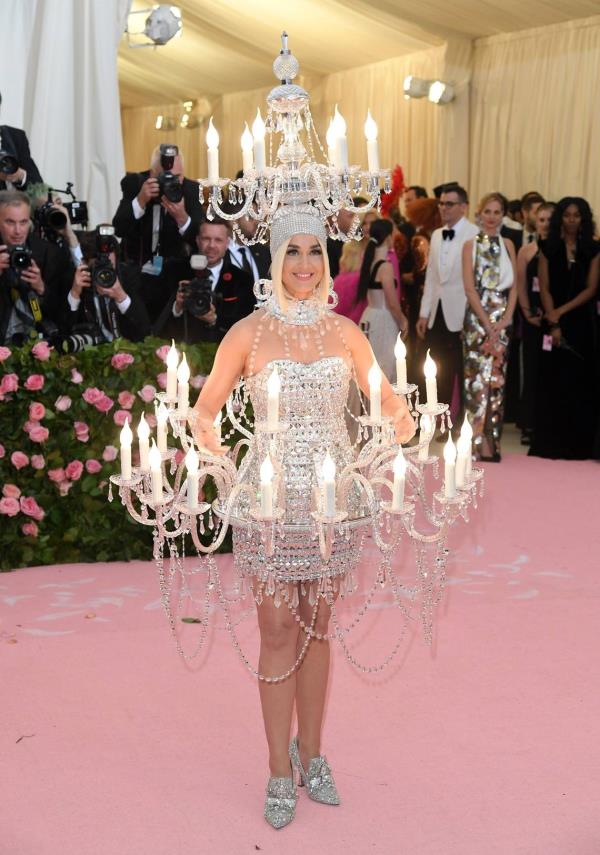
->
[1,117,598,461]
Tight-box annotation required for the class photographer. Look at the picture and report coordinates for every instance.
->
[31,191,85,267]
[64,227,150,346]
[156,219,255,343]
[0,92,43,191]
[112,144,204,323]
[0,190,70,346]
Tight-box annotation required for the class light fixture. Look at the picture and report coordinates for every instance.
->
[126,5,182,49]
[428,81,455,104]
[403,76,431,99]
[155,115,176,131]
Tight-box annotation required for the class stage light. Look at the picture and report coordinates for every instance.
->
[428,81,455,104]
[403,76,431,99]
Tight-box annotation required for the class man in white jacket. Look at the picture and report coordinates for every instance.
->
[416,185,478,414]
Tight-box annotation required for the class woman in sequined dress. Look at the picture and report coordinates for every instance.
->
[462,193,517,461]
[190,206,415,829]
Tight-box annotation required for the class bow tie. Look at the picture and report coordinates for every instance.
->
[442,229,455,241]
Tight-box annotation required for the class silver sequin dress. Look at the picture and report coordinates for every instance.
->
[232,356,363,584]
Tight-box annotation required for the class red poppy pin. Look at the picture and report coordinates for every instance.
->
[223,272,232,281]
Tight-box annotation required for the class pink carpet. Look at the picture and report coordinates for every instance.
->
[2,455,599,855]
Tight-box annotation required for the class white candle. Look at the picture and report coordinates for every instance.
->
[418,414,432,462]
[444,434,457,499]
[120,419,132,480]
[456,434,470,489]
[166,340,178,401]
[322,451,336,516]
[460,414,473,480]
[149,440,163,504]
[364,110,379,173]
[185,445,199,512]
[368,362,382,422]
[252,109,266,173]
[137,413,150,472]
[332,105,348,170]
[260,454,274,517]
[213,410,222,445]
[326,118,337,167]
[266,366,280,430]
[177,353,190,417]
[424,349,438,406]
[391,447,406,511]
[206,117,219,185]
[241,122,253,173]
[394,335,407,390]
[156,402,168,453]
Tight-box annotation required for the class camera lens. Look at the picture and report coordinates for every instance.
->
[0,151,18,174]
[94,266,117,287]
[47,208,67,229]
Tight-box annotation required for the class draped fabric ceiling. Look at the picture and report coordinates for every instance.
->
[119,1,600,213]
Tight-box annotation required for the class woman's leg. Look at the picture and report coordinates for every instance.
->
[256,592,300,777]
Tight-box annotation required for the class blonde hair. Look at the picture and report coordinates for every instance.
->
[339,238,363,273]
[270,235,330,314]
[476,192,506,217]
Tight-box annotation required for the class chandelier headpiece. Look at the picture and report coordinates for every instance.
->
[269,203,327,256]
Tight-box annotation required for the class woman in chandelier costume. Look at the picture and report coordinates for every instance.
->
[191,203,416,829]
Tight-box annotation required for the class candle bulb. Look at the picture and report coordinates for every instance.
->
[213,410,222,445]
[166,340,178,401]
[368,362,382,422]
[456,434,470,489]
[252,109,266,173]
[266,366,280,430]
[364,110,379,173]
[185,446,199,512]
[322,451,336,516]
[394,334,407,390]
[391,447,406,511]
[156,402,168,453]
[418,414,432,462]
[424,349,438,406]
[206,117,220,185]
[444,434,457,499]
[241,122,253,173]
[120,419,132,480]
[177,353,190,417]
[137,413,150,472]
[260,454,274,517]
[326,118,337,167]
[332,105,348,170]
[460,414,473,480]
[149,440,163,504]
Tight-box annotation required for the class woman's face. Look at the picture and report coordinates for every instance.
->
[361,212,378,238]
[562,204,582,236]
[535,208,553,239]
[480,200,504,233]
[281,233,324,298]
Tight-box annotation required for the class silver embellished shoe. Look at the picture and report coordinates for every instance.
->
[289,737,340,805]
[264,773,298,829]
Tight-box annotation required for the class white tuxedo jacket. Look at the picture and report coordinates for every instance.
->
[419,217,479,332]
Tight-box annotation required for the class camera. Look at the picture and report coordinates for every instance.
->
[34,201,68,232]
[64,200,88,228]
[156,143,183,203]
[91,225,117,288]
[182,254,213,316]
[0,150,18,175]
[61,326,105,353]
[9,244,33,273]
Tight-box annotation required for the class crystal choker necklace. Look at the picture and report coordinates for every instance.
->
[265,293,329,326]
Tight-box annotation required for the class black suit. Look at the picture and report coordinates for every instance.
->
[0,125,43,190]
[501,225,522,252]
[248,241,271,279]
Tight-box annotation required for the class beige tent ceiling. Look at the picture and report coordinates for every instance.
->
[118,0,600,107]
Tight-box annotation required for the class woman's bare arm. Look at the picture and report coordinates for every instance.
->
[377,261,408,331]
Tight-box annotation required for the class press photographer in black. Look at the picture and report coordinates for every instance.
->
[0,92,43,191]
[0,190,69,346]
[112,144,203,323]
[65,226,151,347]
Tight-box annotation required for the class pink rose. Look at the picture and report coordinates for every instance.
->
[48,468,66,483]
[155,344,170,363]
[29,402,46,421]
[55,395,72,412]
[102,445,118,462]
[31,454,45,469]
[146,413,157,429]
[22,521,39,538]
[2,484,21,498]
[0,373,19,394]
[0,346,12,362]
[94,395,114,414]
[82,387,104,405]
[29,425,49,443]
[111,353,134,371]
[113,409,131,427]
[0,444,4,458]
[118,390,136,409]
[31,341,52,361]
[156,372,167,390]
[74,421,90,442]
[190,374,206,390]
[58,480,73,497]
[138,384,157,403]
[23,420,39,433]
[65,460,84,481]
[0,496,20,516]
[71,368,83,384]
[85,459,102,474]
[11,451,29,469]
[19,495,45,521]
[24,374,45,391]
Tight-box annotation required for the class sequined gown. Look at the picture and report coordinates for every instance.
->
[463,234,511,457]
